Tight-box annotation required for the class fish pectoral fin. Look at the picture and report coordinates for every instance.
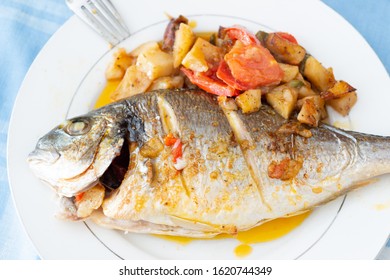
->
[280,209,311,219]
[89,210,217,238]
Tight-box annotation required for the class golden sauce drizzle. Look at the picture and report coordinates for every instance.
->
[375,200,390,211]
[155,212,311,258]
[234,244,253,258]
[96,75,312,259]
[94,79,121,109]
[235,212,311,244]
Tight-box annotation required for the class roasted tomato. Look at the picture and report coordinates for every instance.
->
[171,139,183,163]
[275,32,298,44]
[183,26,283,94]
[164,133,178,146]
[216,60,247,90]
[163,133,183,164]
[181,67,239,97]
[219,40,283,89]
[224,26,260,45]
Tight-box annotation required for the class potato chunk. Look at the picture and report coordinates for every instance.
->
[111,65,152,100]
[148,76,184,91]
[297,96,326,127]
[320,80,356,100]
[182,37,222,72]
[235,89,262,114]
[297,85,317,99]
[292,73,318,99]
[181,39,208,72]
[327,91,357,116]
[76,184,105,218]
[173,23,196,68]
[105,48,134,80]
[302,55,336,92]
[262,32,306,65]
[266,85,298,119]
[140,137,164,158]
[129,41,160,57]
[279,63,299,83]
[136,45,174,80]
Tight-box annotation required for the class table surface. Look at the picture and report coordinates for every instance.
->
[0,0,389,260]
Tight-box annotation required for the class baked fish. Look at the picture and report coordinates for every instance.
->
[28,89,390,237]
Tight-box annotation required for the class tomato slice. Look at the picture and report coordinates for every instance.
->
[171,139,183,163]
[163,134,183,164]
[224,26,260,45]
[75,192,84,202]
[275,32,298,44]
[164,133,177,146]
[216,60,247,90]
[182,26,284,92]
[220,41,283,89]
[181,67,239,97]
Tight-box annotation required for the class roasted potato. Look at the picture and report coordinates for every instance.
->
[182,37,223,72]
[293,73,318,98]
[235,89,262,114]
[297,96,326,127]
[148,76,184,91]
[181,39,209,72]
[136,45,174,80]
[105,48,134,80]
[76,184,105,218]
[172,23,196,68]
[279,63,299,83]
[266,85,298,119]
[297,85,318,99]
[327,91,357,116]
[261,32,306,65]
[301,55,336,92]
[321,80,356,100]
[111,65,152,100]
[129,41,160,57]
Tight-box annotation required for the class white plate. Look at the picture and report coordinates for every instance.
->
[8,0,390,259]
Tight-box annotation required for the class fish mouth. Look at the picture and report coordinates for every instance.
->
[27,147,60,165]
[98,138,130,191]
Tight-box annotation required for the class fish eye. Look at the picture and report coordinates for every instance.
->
[64,119,92,136]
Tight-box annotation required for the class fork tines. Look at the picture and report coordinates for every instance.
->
[78,0,130,45]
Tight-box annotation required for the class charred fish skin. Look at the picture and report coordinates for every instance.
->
[28,89,390,237]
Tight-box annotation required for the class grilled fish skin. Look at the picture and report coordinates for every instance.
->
[28,89,390,237]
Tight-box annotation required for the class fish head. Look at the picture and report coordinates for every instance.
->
[28,105,126,197]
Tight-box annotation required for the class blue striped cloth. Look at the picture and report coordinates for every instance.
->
[0,0,389,259]
[0,0,72,259]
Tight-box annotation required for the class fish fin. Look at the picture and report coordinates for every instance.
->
[89,210,218,238]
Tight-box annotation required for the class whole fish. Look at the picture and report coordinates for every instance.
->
[28,89,390,237]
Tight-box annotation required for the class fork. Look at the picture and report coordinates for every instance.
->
[65,0,130,45]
